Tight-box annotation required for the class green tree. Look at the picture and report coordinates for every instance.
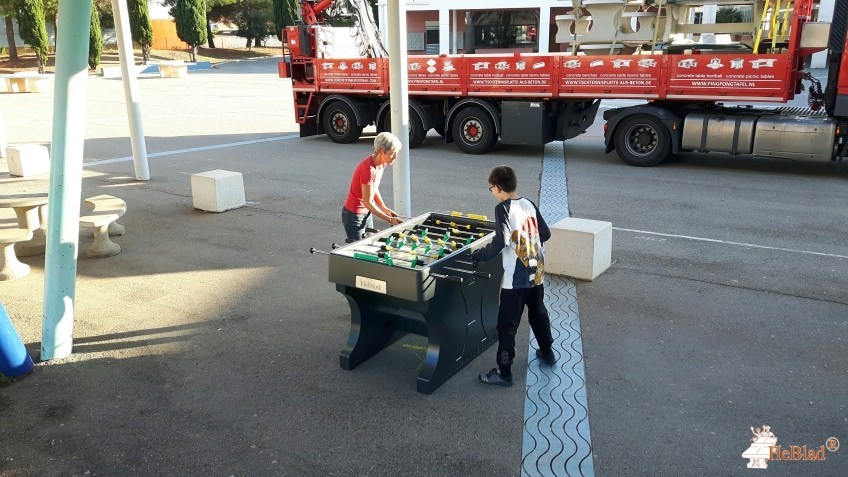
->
[272,0,298,41]
[175,0,207,62]
[235,0,272,49]
[0,0,19,61]
[94,0,114,28]
[42,0,56,45]
[127,0,154,63]
[89,4,102,70]
[205,0,238,48]
[163,0,237,49]
[716,6,744,24]
[14,0,49,73]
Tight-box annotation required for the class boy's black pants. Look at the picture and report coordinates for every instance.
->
[496,284,553,377]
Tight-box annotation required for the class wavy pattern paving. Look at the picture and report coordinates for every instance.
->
[521,143,594,477]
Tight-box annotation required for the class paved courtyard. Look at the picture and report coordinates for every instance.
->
[0,57,846,476]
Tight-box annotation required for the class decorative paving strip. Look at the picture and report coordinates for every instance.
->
[521,142,594,477]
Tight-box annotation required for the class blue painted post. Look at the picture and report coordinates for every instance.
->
[41,2,92,360]
[0,304,34,378]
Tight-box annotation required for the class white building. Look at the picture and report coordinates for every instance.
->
[375,0,834,67]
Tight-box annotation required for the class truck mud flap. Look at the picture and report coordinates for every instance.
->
[560,99,601,141]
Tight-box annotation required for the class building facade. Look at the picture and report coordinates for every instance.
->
[376,0,834,67]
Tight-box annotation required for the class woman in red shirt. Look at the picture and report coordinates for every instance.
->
[342,132,403,243]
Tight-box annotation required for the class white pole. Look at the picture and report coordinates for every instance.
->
[538,7,550,53]
[388,0,411,217]
[439,9,449,55]
[111,0,150,181]
[42,1,91,360]
[452,10,457,54]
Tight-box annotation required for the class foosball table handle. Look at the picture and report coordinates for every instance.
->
[430,273,464,284]
[442,266,491,280]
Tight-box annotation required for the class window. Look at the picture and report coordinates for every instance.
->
[469,11,539,51]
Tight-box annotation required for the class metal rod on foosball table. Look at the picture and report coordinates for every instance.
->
[409,226,486,248]
[357,242,421,260]
[375,241,451,263]
[385,231,449,254]
[388,234,462,259]
[411,224,490,239]
[413,224,494,237]
[429,219,494,234]
[351,248,427,268]
[442,265,492,279]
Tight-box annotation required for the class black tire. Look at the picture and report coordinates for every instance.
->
[452,106,497,154]
[322,101,363,144]
[613,114,670,166]
[382,110,427,148]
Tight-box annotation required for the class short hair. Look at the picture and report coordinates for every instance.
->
[374,132,402,154]
[488,165,517,193]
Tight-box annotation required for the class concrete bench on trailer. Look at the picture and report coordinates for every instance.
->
[79,195,127,258]
[0,228,34,280]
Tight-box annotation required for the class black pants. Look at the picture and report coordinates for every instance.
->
[496,285,553,377]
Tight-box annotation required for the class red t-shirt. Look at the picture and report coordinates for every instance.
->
[344,155,384,214]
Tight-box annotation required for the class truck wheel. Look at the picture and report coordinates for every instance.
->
[614,115,670,166]
[323,101,363,144]
[382,110,427,148]
[452,106,497,154]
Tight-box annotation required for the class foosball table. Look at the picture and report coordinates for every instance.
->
[316,211,504,394]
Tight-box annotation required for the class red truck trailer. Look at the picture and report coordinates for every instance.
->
[280,0,848,167]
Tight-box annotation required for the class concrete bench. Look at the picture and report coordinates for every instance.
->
[158,61,188,78]
[0,73,53,93]
[545,217,612,281]
[5,144,50,177]
[80,195,127,258]
[191,170,245,212]
[100,64,148,79]
[85,194,126,236]
[0,228,33,280]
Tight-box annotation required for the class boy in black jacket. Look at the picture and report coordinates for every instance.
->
[472,166,556,387]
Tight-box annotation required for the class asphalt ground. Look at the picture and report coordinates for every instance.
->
[1,58,847,476]
[570,94,848,475]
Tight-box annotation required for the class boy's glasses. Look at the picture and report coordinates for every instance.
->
[488,185,495,192]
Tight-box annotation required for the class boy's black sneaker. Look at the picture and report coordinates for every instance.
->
[479,368,513,387]
[536,348,557,366]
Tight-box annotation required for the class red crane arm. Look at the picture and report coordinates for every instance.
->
[302,0,335,25]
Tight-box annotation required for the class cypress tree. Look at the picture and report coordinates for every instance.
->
[14,0,49,73]
[127,0,154,64]
[175,0,207,62]
[89,4,102,70]
[272,0,298,41]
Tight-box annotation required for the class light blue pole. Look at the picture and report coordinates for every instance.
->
[41,1,92,360]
